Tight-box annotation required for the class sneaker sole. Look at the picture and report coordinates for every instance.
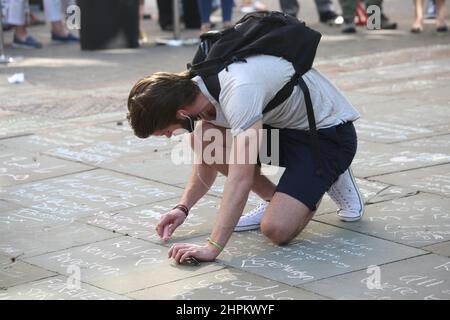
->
[233,224,260,232]
[12,43,42,49]
[337,168,364,222]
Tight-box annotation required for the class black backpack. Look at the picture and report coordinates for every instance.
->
[187,11,323,175]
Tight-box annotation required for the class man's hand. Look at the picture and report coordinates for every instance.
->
[155,209,187,241]
[168,242,221,263]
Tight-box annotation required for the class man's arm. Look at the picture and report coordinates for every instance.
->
[207,120,262,251]
[156,142,217,239]
[179,160,218,209]
[167,120,262,262]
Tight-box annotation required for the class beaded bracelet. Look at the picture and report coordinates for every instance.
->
[173,204,189,217]
[207,237,224,251]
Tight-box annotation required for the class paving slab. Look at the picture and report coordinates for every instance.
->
[371,164,450,197]
[301,254,450,300]
[128,268,324,300]
[24,237,224,294]
[0,113,67,139]
[0,254,56,289]
[42,133,171,166]
[315,193,450,248]
[0,200,20,213]
[0,276,129,300]
[79,196,255,244]
[397,133,450,150]
[0,169,181,219]
[357,99,450,130]
[423,242,450,257]
[355,119,439,144]
[0,207,119,258]
[0,125,170,156]
[352,141,450,178]
[98,148,192,185]
[0,146,92,188]
[316,178,418,216]
[218,221,425,286]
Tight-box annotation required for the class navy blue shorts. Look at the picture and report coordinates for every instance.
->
[258,122,358,211]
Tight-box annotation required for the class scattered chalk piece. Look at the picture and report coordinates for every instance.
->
[181,257,200,266]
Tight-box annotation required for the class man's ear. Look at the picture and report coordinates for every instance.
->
[176,109,188,120]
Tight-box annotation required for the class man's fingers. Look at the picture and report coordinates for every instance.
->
[174,248,191,263]
[180,250,196,264]
[168,243,189,259]
[167,220,182,237]
[156,214,173,238]
[162,225,170,241]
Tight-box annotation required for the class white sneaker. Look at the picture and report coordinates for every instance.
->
[234,201,268,232]
[327,168,364,222]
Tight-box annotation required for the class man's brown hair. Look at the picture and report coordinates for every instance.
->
[127,71,199,138]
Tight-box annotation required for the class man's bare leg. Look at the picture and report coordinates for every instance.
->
[191,121,276,202]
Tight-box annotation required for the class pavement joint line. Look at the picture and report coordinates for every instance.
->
[0,274,60,291]
[365,189,421,205]
[39,150,111,166]
[122,264,331,300]
[0,166,96,190]
[73,279,132,300]
[75,208,193,242]
[294,252,433,290]
[122,265,230,296]
[363,184,392,204]
[69,194,187,231]
[82,166,191,190]
[366,184,450,200]
[363,160,450,179]
[0,133,35,141]
[384,131,450,145]
[17,233,123,261]
[308,219,436,252]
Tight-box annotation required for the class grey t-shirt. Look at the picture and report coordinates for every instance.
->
[193,55,360,135]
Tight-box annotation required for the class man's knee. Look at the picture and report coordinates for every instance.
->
[261,221,301,246]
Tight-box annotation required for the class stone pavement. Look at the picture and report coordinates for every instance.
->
[0,1,449,300]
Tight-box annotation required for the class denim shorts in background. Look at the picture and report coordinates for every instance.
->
[258,122,358,211]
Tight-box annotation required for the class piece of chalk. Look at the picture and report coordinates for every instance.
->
[162,225,170,240]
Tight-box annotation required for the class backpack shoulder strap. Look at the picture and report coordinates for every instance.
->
[201,74,221,103]
[298,77,322,176]
[263,73,300,114]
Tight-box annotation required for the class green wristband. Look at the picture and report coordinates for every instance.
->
[207,237,224,251]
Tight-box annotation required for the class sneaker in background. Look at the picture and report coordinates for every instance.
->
[12,35,43,49]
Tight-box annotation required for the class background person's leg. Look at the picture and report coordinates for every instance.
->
[6,0,26,26]
[197,0,212,31]
[220,0,233,27]
[338,0,357,32]
[315,0,343,25]
[412,0,424,32]
[7,0,42,48]
[436,0,447,31]
[279,0,299,17]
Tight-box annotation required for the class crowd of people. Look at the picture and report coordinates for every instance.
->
[1,0,448,50]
